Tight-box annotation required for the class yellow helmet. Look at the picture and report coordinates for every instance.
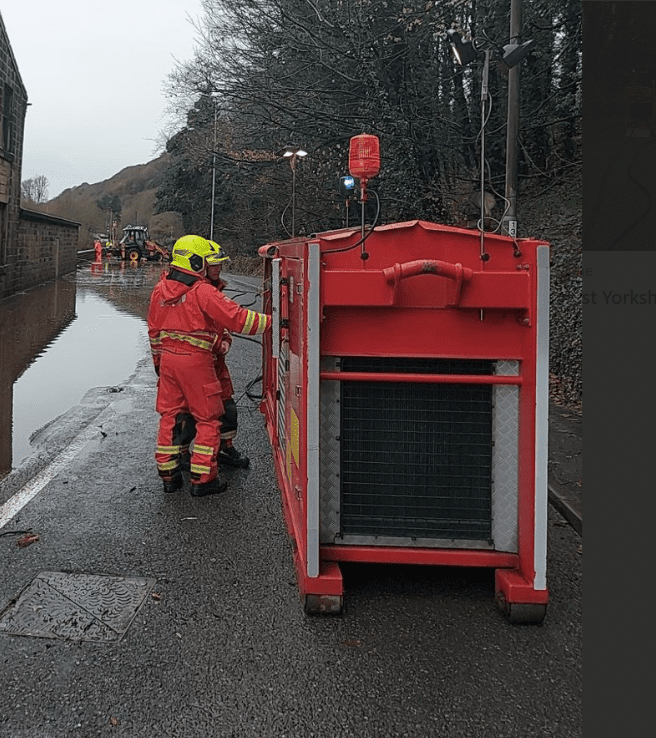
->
[207,240,230,265]
[171,234,217,273]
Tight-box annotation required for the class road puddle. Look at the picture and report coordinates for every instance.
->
[1,259,165,477]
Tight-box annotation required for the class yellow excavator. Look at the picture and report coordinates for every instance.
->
[107,225,170,262]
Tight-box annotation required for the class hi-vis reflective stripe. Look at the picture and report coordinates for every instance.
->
[193,444,214,456]
[241,310,270,335]
[157,445,181,455]
[152,331,217,351]
[190,463,211,475]
[157,459,180,472]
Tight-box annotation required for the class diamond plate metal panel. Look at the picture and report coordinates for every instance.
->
[319,357,341,543]
[491,364,519,552]
[0,572,155,642]
[496,359,519,376]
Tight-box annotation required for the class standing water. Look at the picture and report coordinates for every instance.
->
[0,259,165,477]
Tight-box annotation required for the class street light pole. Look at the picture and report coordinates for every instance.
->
[281,146,307,237]
[503,0,522,238]
[210,103,217,242]
[291,154,298,237]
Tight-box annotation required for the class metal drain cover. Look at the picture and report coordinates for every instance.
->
[0,572,156,642]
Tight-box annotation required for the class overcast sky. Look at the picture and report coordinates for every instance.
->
[2,1,204,199]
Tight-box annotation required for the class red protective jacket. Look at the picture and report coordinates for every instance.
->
[148,271,270,372]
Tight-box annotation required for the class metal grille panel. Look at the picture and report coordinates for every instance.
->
[339,358,493,540]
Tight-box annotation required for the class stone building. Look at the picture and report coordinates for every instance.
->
[0,12,79,300]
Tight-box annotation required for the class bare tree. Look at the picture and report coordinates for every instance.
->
[161,0,581,238]
[21,175,50,206]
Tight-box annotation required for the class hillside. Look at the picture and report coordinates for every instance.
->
[38,153,184,249]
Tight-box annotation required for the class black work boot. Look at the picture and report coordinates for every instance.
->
[219,446,250,468]
[190,477,228,497]
[163,472,183,493]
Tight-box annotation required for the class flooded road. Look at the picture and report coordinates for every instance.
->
[0,260,165,477]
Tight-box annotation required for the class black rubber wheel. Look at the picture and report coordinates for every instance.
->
[505,603,547,624]
[303,594,343,615]
[127,246,142,261]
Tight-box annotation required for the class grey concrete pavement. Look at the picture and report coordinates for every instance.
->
[0,276,582,738]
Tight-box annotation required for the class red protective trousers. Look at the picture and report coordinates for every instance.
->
[155,349,224,484]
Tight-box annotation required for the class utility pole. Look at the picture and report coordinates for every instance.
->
[503,0,521,238]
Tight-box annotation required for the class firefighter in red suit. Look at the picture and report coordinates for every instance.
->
[147,235,271,496]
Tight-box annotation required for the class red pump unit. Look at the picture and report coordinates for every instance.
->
[259,219,550,623]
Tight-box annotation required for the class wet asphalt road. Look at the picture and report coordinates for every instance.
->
[0,268,582,737]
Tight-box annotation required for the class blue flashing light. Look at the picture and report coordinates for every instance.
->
[339,175,356,197]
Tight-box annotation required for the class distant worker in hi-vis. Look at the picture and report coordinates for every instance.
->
[147,235,271,497]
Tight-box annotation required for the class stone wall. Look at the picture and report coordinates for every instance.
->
[0,209,80,298]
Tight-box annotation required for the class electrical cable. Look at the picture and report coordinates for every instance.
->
[232,333,262,345]
[484,158,510,234]
[280,198,293,238]
[475,88,494,148]
[477,73,491,260]
[223,289,250,299]
[220,282,264,403]
[480,157,521,255]
[235,374,263,405]
[322,189,381,254]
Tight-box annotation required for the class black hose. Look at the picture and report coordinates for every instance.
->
[322,189,381,254]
